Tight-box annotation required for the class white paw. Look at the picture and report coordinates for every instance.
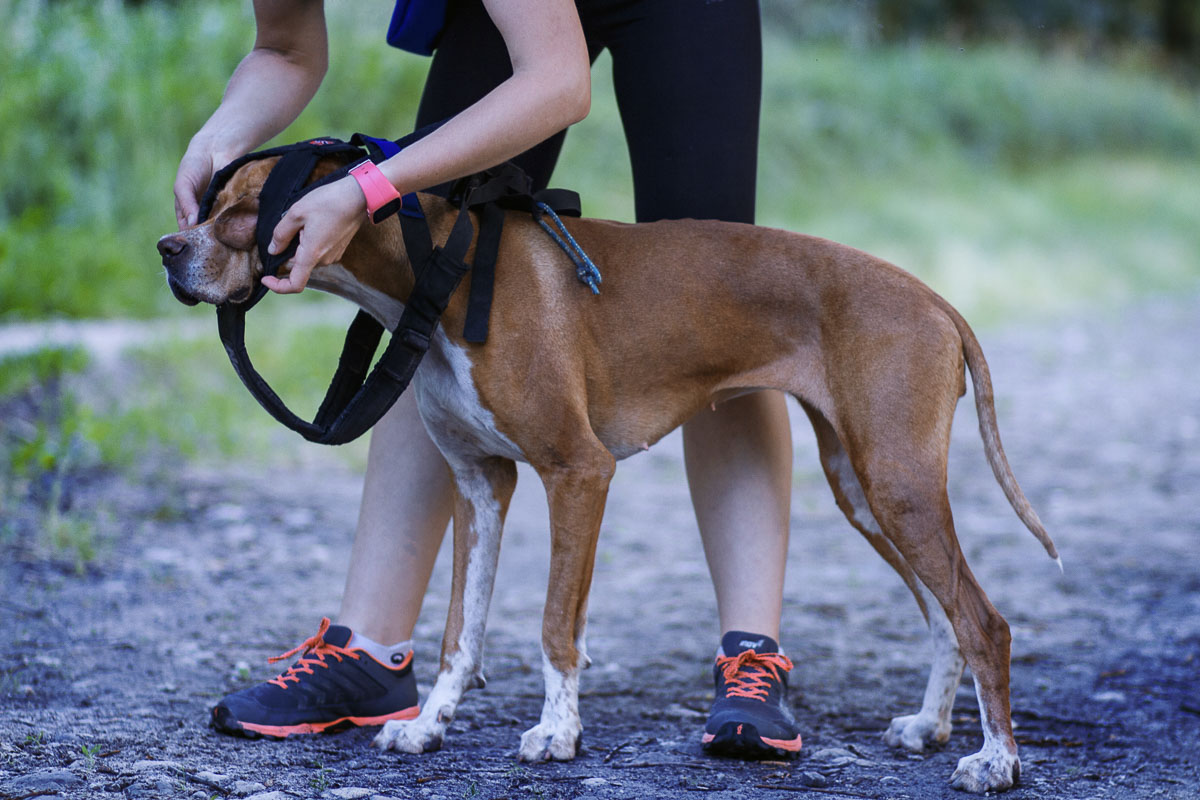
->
[372,717,445,754]
[518,720,581,762]
[884,713,951,752]
[950,748,1020,793]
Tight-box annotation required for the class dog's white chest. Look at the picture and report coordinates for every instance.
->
[414,332,524,464]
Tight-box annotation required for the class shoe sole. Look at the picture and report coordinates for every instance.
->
[212,705,420,739]
[702,721,802,759]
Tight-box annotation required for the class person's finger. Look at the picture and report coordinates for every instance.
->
[173,175,201,230]
[262,235,316,295]
[261,265,310,294]
[269,210,301,257]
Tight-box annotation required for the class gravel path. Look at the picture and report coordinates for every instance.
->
[3,292,1198,800]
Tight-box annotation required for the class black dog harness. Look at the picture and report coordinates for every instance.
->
[197,126,594,446]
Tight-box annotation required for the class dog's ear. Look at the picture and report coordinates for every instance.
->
[213,196,259,251]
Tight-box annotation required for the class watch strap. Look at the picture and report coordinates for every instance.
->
[349,159,403,224]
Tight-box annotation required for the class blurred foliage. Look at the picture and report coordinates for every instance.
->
[0,312,368,564]
[765,0,1200,70]
[0,347,99,569]
[2,0,1199,323]
[0,0,432,319]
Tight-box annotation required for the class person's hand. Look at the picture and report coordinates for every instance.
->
[173,142,232,230]
[262,176,368,294]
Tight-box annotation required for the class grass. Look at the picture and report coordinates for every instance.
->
[0,346,101,568]
[1,0,1199,479]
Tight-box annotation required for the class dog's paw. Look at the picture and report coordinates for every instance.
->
[517,720,581,762]
[373,718,444,754]
[884,712,951,752]
[950,748,1019,793]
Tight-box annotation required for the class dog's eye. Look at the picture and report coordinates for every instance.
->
[213,198,258,251]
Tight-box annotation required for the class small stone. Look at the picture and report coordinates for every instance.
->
[245,792,294,800]
[233,780,269,795]
[809,747,856,762]
[131,759,183,773]
[196,770,232,787]
[210,503,248,523]
[2,770,82,795]
[799,771,828,788]
[1091,690,1126,703]
[661,703,705,720]
[327,789,373,799]
[581,777,608,787]
[282,508,316,529]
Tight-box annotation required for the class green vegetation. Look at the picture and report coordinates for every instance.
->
[0,1,431,319]
[1,0,1197,488]
[3,0,1198,323]
[0,346,99,568]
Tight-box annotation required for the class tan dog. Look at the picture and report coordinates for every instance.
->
[158,156,1058,793]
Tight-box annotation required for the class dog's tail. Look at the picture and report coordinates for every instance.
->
[937,296,1061,569]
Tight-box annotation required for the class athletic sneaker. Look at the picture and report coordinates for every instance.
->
[701,630,803,758]
[211,617,419,738]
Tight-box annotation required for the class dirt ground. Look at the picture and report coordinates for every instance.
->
[3,292,1199,800]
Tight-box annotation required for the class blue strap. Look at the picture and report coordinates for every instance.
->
[358,134,402,160]
[355,133,422,219]
[535,202,602,295]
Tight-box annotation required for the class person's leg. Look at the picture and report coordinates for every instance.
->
[607,0,789,638]
[606,0,799,756]
[336,390,454,645]
[684,394,791,640]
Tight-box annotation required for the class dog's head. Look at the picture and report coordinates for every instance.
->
[158,153,372,306]
[157,158,281,307]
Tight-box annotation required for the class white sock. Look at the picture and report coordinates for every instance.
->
[348,630,414,667]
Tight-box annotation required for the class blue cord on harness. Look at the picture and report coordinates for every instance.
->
[535,201,602,295]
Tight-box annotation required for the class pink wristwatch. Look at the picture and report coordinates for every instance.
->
[349,160,403,224]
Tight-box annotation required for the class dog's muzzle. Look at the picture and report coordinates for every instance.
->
[158,234,200,306]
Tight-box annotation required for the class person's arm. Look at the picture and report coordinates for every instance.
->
[262,0,591,294]
[373,0,591,197]
[173,0,328,230]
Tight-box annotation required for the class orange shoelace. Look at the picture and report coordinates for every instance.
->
[715,650,795,702]
[266,617,361,690]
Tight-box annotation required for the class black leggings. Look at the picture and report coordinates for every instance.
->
[415,0,761,224]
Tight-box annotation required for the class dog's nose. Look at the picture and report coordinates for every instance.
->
[157,234,188,260]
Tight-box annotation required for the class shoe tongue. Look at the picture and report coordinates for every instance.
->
[721,630,779,657]
[320,624,353,649]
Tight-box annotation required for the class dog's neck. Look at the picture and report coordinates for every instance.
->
[305,194,462,331]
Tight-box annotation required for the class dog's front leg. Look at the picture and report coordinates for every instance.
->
[518,447,615,762]
[374,456,517,754]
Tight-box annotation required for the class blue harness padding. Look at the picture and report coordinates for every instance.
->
[386,0,449,56]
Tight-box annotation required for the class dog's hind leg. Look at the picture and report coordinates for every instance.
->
[519,438,616,762]
[829,398,1019,793]
[800,402,965,753]
[374,456,517,755]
